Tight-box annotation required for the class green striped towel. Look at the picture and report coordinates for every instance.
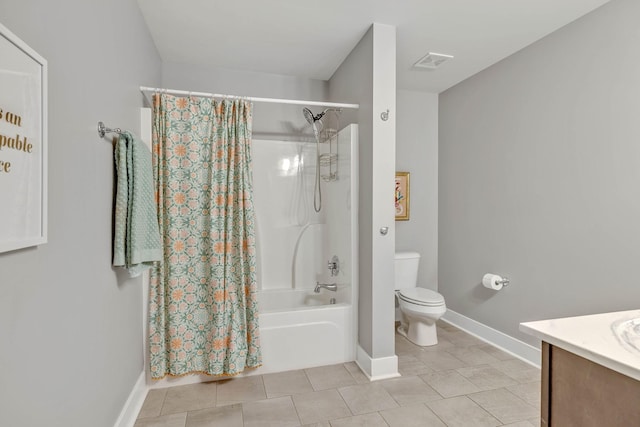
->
[113,131,162,277]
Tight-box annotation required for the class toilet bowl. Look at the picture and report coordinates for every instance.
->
[395,252,447,346]
[396,287,446,346]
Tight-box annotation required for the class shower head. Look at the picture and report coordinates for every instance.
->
[303,107,343,136]
[303,107,322,136]
[303,107,315,125]
[302,107,326,124]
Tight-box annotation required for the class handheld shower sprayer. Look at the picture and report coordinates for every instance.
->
[302,107,328,124]
[302,107,342,213]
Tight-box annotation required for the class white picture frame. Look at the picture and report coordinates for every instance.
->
[0,22,48,253]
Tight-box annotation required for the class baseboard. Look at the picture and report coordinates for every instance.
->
[114,371,148,427]
[442,309,541,368]
[355,344,400,381]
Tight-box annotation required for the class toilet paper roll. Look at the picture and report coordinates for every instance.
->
[482,273,504,291]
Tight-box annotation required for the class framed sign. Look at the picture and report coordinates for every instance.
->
[0,23,47,253]
[395,171,410,221]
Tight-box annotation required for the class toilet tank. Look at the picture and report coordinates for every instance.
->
[394,251,420,289]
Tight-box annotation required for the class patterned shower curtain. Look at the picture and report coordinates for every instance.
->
[148,93,261,378]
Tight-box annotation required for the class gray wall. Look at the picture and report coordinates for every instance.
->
[439,0,640,346]
[330,27,375,355]
[162,61,328,141]
[330,24,397,362]
[396,90,438,290]
[369,24,397,360]
[0,1,161,426]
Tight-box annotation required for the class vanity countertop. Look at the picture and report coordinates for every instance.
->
[520,309,640,381]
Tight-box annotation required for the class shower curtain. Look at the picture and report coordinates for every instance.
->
[148,93,261,378]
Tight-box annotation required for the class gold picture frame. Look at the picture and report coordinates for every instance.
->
[395,172,410,221]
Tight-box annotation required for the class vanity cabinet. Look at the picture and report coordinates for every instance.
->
[541,342,640,427]
[520,310,640,427]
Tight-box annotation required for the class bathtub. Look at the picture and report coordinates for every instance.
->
[255,287,356,375]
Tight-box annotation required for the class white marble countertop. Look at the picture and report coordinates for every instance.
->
[520,309,640,381]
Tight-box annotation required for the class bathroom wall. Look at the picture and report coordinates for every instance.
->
[439,0,640,346]
[396,90,439,291]
[329,23,397,370]
[0,1,160,426]
[329,25,375,357]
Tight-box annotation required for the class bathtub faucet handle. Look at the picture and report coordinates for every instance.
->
[327,255,340,277]
[314,282,338,293]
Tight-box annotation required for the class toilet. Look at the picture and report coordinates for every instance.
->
[395,251,446,346]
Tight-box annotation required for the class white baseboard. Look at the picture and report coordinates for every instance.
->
[356,344,400,381]
[442,309,541,368]
[114,371,148,427]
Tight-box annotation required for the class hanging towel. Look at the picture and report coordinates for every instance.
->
[113,131,162,277]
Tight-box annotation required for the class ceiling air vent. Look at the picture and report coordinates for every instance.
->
[413,52,453,70]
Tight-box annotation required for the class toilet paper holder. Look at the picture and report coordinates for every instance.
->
[482,273,510,290]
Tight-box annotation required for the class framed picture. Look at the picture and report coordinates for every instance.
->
[0,23,48,253]
[395,171,410,221]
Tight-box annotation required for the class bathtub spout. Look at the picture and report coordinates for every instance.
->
[314,282,338,293]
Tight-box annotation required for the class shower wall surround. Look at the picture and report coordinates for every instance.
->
[252,129,354,292]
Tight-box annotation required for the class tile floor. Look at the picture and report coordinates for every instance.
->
[135,321,541,426]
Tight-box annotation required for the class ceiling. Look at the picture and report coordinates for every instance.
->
[137,0,611,94]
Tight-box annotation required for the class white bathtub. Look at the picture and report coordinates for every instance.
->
[255,288,356,375]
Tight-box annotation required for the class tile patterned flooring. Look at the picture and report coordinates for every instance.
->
[135,321,541,426]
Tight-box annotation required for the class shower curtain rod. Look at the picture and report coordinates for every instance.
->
[139,86,359,110]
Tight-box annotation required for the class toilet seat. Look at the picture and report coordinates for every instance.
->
[397,288,444,307]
